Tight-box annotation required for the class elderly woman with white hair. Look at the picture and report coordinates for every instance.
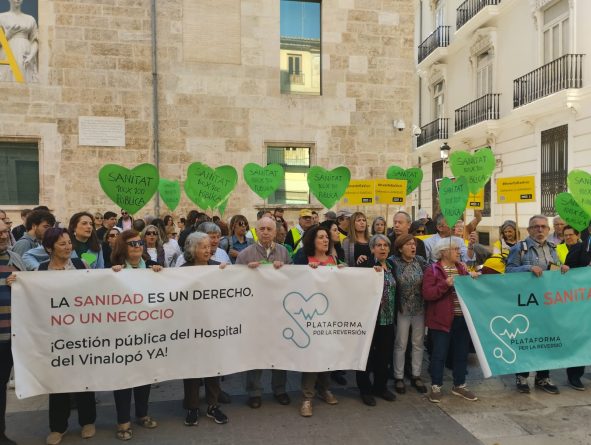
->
[180,231,229,426]
[422,237,478,404]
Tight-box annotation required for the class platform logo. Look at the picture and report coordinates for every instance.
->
[282,292,329,348]
[489,314,530,364]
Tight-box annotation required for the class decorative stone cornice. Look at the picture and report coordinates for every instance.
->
[428,63,447,86]
[470,28,496,57]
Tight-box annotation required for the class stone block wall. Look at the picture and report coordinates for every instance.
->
[0,0,415,224]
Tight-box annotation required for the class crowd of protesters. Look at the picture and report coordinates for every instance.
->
[0,205,589,444]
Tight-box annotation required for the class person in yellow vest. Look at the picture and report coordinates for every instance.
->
[557,225,580,264]
[336,210,352,242]
[285,209,314,253]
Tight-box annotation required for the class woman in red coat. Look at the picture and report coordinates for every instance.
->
[422,237,478,404]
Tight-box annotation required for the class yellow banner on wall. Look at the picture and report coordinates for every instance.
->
[467,189,484,210]
[341,180,375,205]
[496,176,536,203]
[375,179,407,205]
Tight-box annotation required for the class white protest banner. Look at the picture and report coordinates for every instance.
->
[12,265,383,398]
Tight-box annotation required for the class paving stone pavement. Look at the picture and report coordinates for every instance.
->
[5,356,591,445]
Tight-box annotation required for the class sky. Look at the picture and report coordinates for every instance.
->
[0,0,38,20]
[280,0,320,39]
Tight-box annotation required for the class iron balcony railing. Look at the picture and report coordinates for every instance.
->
[417,118,449,147]
[418,26,450,63]
[456,0,501,30]
[455,93,500,132]
[289,73,305,85]
[513,54,584,108]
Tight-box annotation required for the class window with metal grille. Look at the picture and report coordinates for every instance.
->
[266,144,311,204]
[432,160,443,216]
[541,124,568,216]
[0,141,39,205]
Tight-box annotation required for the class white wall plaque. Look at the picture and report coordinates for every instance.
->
[78,116,125,147]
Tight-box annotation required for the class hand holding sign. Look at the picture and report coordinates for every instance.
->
[184,163,238,210]
[449,147,495,194]
[386,166,423,195]
[243,163,284,200]
[567,170,591,217]
[158,179,181,211]
[98,164,159,215]
[439,177,469,227]
[555,192,591,232]
[307,166,351,209]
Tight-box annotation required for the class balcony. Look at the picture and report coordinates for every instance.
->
[417,118,449,147]
[418,26,450,64]
[455,94,500,132]
[456,0,501,30]
[289,73,305,85]
[513,54,584,108]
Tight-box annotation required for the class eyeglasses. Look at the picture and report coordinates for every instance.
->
[107,233,118,238]
[415,230,425,234]
[237,221,247,227]
[145,231,158,236]
[122,212,128,215]
[126,240,144,247]
[529,225,549,231]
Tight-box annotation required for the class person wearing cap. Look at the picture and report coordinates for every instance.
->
[285,209,314,254]
[336,210,352,242]
[324,211,337,222]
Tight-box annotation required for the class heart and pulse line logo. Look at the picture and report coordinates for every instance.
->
[282,292,329,349]
[489,314,530,364]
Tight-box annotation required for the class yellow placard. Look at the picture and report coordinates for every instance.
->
[496,176,536,203]
[341,179,375,205]
[375,179,407,205]
[466,189,484,210]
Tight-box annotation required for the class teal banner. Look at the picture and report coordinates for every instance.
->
[454,268,591,377]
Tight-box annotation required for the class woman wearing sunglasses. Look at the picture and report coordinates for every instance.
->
[140,225,166,267]
[102,227,121,268]
[225,215,253,264]
[110,230,162,441]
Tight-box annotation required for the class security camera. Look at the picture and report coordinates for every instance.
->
[412,125,422,137]
[394,120,406,131]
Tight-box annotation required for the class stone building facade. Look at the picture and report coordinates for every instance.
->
[0,0,416,224]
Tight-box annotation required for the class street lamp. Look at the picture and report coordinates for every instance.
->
[440,142,451,161]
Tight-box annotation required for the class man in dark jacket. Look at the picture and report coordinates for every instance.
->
[0,220,26,445]
[564,220,591,391]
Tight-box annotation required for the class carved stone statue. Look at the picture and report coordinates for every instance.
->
[0,0,39,82]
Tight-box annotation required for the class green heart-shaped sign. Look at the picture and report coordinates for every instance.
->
[307,166,351,209]
[184,163,238,210]
[243,163,284,200]
[555,192,591,232]
[386,166,423,195]
[217,198,229,217]
[98,164,159,215]
[158,179,181,212]
[439,177,469,228]
[567,170,591,217]
[449,147,495,194]
[81,253,97,266]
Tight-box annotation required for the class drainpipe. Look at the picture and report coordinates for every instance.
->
[418,1,423,209]
[151,0,161,216]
